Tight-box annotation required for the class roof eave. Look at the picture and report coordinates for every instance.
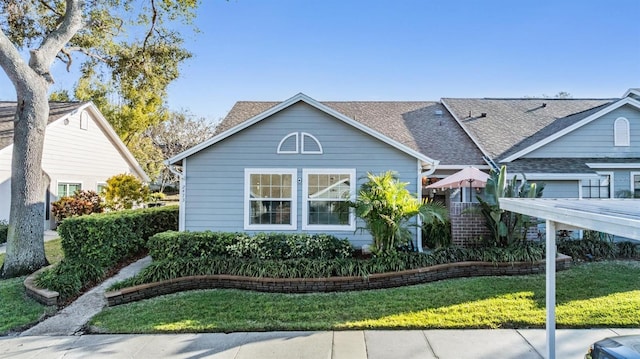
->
[501,97,640,163]
[168,93,440,167]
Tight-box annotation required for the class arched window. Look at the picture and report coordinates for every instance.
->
[277,132,299,154]
[614,117,630,146]
[301,132,323,154]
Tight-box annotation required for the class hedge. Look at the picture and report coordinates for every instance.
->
[36,206,178,300]
[148,231,354,261]
[0,220,7,244]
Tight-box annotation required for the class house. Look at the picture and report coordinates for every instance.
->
[441,88,640,200]
[167,89,639,249]
[0,101,149,229]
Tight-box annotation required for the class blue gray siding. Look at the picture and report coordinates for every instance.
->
[183,102,419,248]
[531,181,580,198]
[526,105,640,158]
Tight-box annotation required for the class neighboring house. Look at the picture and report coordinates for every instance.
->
[442,88,640,200]
[168,89,639,249]
[0,101,149,229]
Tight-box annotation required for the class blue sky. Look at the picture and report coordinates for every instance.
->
[2,0,640,121]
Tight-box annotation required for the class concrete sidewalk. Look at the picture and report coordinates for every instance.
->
[2,329,640,359]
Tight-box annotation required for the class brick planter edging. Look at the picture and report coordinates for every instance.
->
[24,265,59,306]
[105,254,572,307]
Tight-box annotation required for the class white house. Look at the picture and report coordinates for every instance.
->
[0,101,149,229]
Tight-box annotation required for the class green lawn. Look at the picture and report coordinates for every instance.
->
[90,261,640,333]
[0,238,63,334]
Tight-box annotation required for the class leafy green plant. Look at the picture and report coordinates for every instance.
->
[0,220,7,244]
[351,171,448,254]
[148,231,354,261]
[103,173,150,210]
[51,190,103,222]
[422,219,452,249]
[111,242,544,289]
[477,166,544,247]
[37,206,178,301]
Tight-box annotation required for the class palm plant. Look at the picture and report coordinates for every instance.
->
[351,171,448,254]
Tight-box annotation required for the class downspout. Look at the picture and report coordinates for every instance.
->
[167,161,186,231]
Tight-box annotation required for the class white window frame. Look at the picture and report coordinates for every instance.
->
[302,168,356,231]
[582,172,613,199]
[614,117,630,146]
[97,182,107,195]
[80,111,90,130]
[301,132,323,154]
[631,172,640,198]
[244,168,297,231]
[56,181,83,197]
[276,132,299,154]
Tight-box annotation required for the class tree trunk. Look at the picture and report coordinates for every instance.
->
[1,83,50,278]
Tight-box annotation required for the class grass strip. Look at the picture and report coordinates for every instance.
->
[0,238,63,334]
[90,261,640,333]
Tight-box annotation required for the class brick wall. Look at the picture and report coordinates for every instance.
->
[105,255,572,307]
[449,202,492,246]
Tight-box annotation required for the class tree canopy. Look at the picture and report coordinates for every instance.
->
[0,0,200,277]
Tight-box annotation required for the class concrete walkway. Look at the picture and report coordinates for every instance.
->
[3,329,640,358]
[19,256,152,336]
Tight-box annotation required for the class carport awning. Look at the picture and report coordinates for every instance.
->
[499,198,640,240]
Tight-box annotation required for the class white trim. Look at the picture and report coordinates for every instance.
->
[502,97,640,162]
[79,110,89,130]
[179,159,186,231]
[301,132,323,154]
[244,168,297,231]
[302,168,356,231]
[587,163,640,169]
[613,117,630,146]
[416,160,423,252]
[631,172,640,197]
[577,180,583,199]
[434,164,491,170]
[276,132,299,154]
[56,180,83,197]
[513,173,601,181]
[168,93,439,169]
[623,88,640,99]
[581,171,614,199]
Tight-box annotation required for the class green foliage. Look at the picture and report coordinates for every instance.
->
[51,190,103,222]
[0,220,7,244]
[148,231,354,262]
[477,166,544,247]
[37,206,178,300]
[113,242,545,289]
[422,219,452,249]
[351,171,447,254]
[557,231,639,261]
[103,173,150,210]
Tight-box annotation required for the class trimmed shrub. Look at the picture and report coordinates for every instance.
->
[103,173,149,210]
[36,206,178,300]
[0,219,7,244]
[148,231,354,261]
[111,241,545,289]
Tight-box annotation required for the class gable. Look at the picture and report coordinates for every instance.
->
[524,104,640,158]
[168,93,442,169]
[441,98,614,161]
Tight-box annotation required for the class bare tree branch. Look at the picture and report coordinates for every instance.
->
[37,0,64,17]
[143,0,158,55]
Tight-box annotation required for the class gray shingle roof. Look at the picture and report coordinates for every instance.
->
[441,98,615,161]
[220,100,486,165]
[0,102,86,151]
[507,157,640,175]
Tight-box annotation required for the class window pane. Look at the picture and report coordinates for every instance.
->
[249,200,291,225]
[250,174,292,199]
[308,174,350,199]
[308,201,350,225]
